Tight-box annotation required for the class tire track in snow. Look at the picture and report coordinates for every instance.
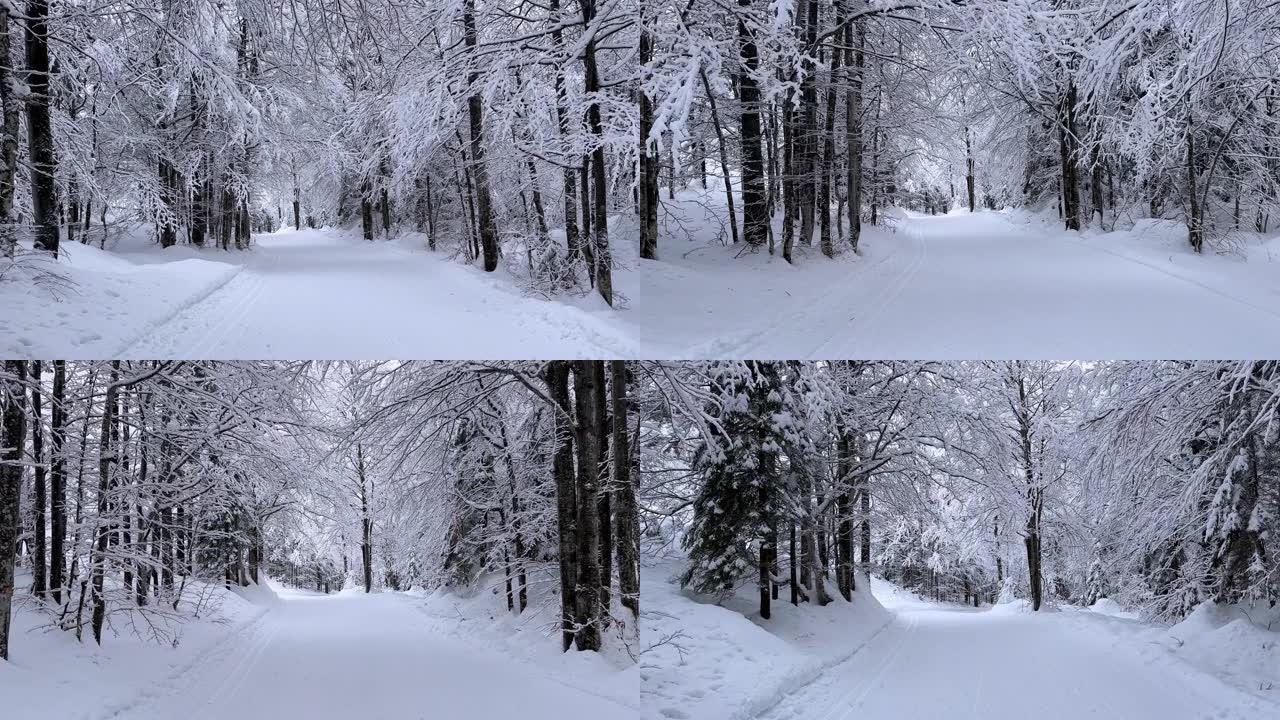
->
[1063,231,1280,323]
[808,221,928,357]
[687,228,920,359]
[181,248,280,359]
[190,614,285,719]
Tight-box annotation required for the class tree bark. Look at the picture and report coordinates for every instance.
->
[30,361,46,598]
[545,362,578,651]
[0,361,28,660]
[49,360,65,604]
[639,18,658,260]
[571,362,602,651]
[610,361,639,619]
[737,0,769,248]
[0,9,20,257]
[846,19,865,251]
[24,0,59,255]
[464,0,500,272]
[582,0,613,305]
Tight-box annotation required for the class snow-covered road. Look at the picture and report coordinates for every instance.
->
[121,588,630,720]
[119,229,637,358]
[756,591,1274,720]
[642,209,1280,358]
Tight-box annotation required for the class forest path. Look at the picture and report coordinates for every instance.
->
[755,588,1274,720]
[125,587,629,719]
[652,210,1280,358]
[121,228,635,359]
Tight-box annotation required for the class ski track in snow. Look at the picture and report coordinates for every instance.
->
[754,601,1276,720]
[649,210,1280,358]
[117,229,635,359]
[119,589,631,720]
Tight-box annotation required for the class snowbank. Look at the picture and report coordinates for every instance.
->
[642,559,891,720]
[0,571,274,718]
[0,233,242,358]
[1159,601,1280,697]
[408,568,638,711]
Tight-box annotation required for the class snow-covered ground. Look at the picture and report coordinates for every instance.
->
[641,560,1279,720]
[634,184,1280,358]
[641,560,892,720]
[0,574,636,719]
[1,226,641,359]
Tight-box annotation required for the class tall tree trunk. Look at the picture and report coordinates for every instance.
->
[582,0,613,305]
[965,126,976,212]
[357,443,373,593]
[1187,120,1203,253]
[737,0,769,248]
[610,361,639,620]
[638,18,658,260]
[545,362,578,651]
[0,9,20,257]
[292,161,301,231]
[0,361,28,660]
[797,0,818,248]
[30,362,46,598]
[700,70,740,247]
[91,362,119,644]
[1058,82,1081,231]
[571,362,603,651]
[49,360,65,604]
[819,3,844,259]
[24,0,59,255]
[464,0,500,272]
[548,0,581,271]
[846,19,865,252]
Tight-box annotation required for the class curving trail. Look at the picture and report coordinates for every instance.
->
[122,587,631,720]
[642,210,1280,358]
[755,590,1274,720]
[122,228,637,359]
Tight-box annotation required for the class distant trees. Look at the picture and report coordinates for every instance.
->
[642,360,1280,620]
[643,1,1280,260]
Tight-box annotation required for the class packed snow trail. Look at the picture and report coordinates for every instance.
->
[120,587,630,720]
[754,589,1275,720]
[641,209,1280,358]
[120,228,636,358]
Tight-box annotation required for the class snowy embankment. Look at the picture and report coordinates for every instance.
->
[0,571,278,718]
[408,569,639,711]
[0,233,242,358]
[1073,597,1280,701]
[641,559,891,720]
[634,182,1280,357]
[2,224,645,359]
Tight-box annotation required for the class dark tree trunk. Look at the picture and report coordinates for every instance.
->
[30,361,46,598]
[357,444,373,593]
[846,19,865,252]
[1058,82,1081,231]
[92,362,120,645]
[24,0,59,255]
[582,0,613,305]
[49,360,65,604]
[360,179,375,241]
[1187,121,1204,253]
[818,2,844,259]
[700,70,740,247]
[571,362,603,651]
[638,18,658,260]
[0,10,20,257]
[737,0,769,248]
[965,127,976,212]
[464,0,500,271]
[610,361,639,619]
[545,362,579,651]
[0,361,28,660]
